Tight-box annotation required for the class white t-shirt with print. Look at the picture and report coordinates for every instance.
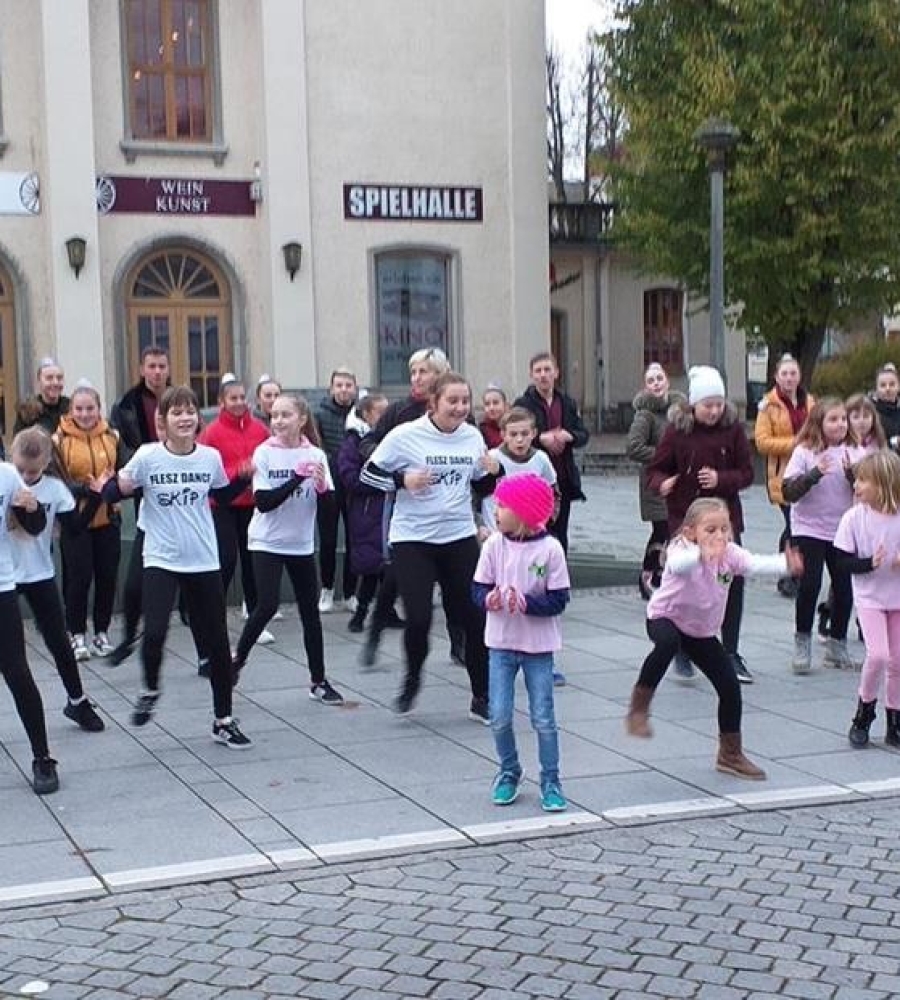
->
[0,463,28,593]
[368,416,488,544]
[10,474,75,584]
[248,440,333,556]
[123,442,228,573]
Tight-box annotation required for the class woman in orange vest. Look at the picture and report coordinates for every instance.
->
[53,382,126,661]
[754,353,813,598]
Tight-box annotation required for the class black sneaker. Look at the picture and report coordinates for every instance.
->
[131,692,159,726]
[63,699,105,733]
[109,636,137,666]
[776,577,799,599]
[347,607,367,633]
[309,680,344,705]
[212,718,252,749]
[32,757,59,796]
[468,696,490,725]
[197,657,211,678]
[728,653,754,685]
[360,636,379,669]
[394,691,415,716]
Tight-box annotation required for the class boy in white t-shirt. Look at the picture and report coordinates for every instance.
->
[472,473,571,813]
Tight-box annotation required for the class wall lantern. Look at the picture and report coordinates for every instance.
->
[282,241,302,281]
[65,236,87,279]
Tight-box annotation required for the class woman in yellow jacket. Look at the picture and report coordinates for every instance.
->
[753,353,813,597]
[53,383,127,660]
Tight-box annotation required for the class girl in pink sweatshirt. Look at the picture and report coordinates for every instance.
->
[625,498,802,780]
[835,451,900,749]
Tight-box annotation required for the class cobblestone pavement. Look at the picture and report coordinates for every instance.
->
[2,796,899,999]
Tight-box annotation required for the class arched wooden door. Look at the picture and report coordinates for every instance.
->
[126,248,231,408]
[0,263,18,443]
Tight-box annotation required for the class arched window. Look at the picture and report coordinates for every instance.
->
[0,263,17,442]
[644,288,684,375]
[374,250,453,385]
[126,248,231,407]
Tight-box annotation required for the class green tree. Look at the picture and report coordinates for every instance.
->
[610,0,900,381]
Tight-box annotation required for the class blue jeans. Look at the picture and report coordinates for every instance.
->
[489,648,559,790]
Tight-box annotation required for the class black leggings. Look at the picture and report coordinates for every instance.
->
[317,487,355,599]
[142,567,233,719]
[18,578,84,701]
[213,506,258,611]
[0,590,50,758]
[391,536,488,701]
[236,551,325,685]
[793,535,852,638]
[639,617,742,733]
[60,523,121,635]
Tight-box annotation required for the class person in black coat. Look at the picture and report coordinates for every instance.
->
[872,362,900,449]
[514,352,588,554]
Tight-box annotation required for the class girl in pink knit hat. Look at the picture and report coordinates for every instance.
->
[472,473,571,812]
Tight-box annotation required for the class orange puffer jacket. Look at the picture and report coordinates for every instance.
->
[53,415,122,529]
[753,386,814,506]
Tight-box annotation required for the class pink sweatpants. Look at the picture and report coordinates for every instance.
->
[856,607,900,708]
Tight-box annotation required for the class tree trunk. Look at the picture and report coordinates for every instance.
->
[790,326,827,389]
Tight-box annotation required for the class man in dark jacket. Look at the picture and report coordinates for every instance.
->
[107,347,170,664]
[514,351,588,555]
[315,367,358,613]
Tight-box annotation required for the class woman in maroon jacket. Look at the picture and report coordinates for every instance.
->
[646,366,755,683]
[198,374,270,656]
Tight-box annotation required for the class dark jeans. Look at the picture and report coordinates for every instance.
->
[391,536,488,701]
[317,487,355,599]
[236,551,325,685]
[142,567,233,720]
[549,495,572,554]
[0,590,50,758]
[60,523,121,635]
[17,578,84,701]
[639,617,742,733]
[793,535,852,638]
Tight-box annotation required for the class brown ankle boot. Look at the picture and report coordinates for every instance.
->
[625,685,654,738]
[716,732,766,780]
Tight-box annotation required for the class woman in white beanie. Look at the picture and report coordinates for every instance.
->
[646,366,756,683]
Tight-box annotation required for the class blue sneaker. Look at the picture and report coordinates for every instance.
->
[492,772,521,806]
[553,671,567,687]
[541,783,567,812]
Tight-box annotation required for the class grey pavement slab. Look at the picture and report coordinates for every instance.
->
[1,477,898,909]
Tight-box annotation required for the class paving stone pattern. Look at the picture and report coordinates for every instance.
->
[2,798,900,998]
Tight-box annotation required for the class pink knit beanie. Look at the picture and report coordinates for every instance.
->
[493,473,555,531]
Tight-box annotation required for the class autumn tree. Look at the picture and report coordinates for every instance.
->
[610,0,900,380]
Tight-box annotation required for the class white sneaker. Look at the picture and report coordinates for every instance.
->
[256,629,275,646]
[241,601,249,621]
[71,633,90,662]
[91,632,114,657]
[345,595,359,615]
[272,609,284,621]
[318,588,334,613]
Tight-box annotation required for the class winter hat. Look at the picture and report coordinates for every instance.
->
[494,473,555,532]
[688,365,726,405]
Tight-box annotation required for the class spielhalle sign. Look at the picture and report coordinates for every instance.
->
[343,183,483,222]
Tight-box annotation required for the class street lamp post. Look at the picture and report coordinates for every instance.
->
[694,117,739,380]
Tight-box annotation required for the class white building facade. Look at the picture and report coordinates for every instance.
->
[0,0,549,437]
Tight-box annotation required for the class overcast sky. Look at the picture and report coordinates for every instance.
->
[545,0,613,59]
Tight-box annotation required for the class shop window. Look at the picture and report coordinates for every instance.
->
[374,251,452,386]
[122,0,224,160]
[643,288,684,374]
